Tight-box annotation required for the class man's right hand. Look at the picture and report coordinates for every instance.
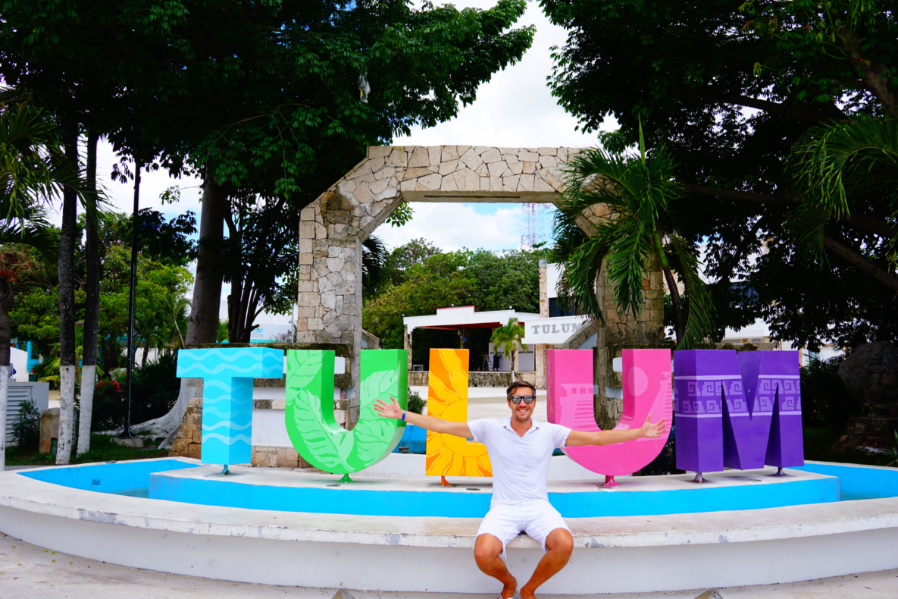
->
[374,396,403,419]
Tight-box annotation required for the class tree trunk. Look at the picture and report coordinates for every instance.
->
[661,265,685,344]
[187,175,227,346]
[77,130,101,456]
[137,174,226,444]
[56,122,79,466]
[0,366,8,472]
[0,283,13,471]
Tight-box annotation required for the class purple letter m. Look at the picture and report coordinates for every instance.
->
[675,350,804,473]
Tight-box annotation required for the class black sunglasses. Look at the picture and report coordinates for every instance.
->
[510,395,536,404]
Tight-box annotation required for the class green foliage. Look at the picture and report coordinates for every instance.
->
[542,0,898,350]
[90,378,124,431]
[11,398,40,451]
[407,388,426,415]
[364,242,547,354]
[363,256,474,349]
[489,318,527,376]
[799,356,860,434]
[92,353,180,431]
[5,433,168,466]
[552,140,715,349]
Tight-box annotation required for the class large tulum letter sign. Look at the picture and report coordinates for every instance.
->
[547,348,672,486]
[176,347,802,480]
[674,349,803,480]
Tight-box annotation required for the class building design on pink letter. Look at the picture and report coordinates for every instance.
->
[547,349,672,486]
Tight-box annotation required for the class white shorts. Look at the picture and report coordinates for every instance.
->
[476,500,570,553]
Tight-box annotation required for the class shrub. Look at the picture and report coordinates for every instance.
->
[91,378,125,430]
[407,389,426,414]
[800,356,860,434]
[11,398,41,451]
[130,352,179,423]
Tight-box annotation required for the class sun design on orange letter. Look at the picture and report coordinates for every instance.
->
[425,349,493,477]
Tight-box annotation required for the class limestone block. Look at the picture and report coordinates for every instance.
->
[368,146,391,159]
[408,146,430,168]
[475,163,489,177]
[296,280,317,292]
[520,151,539,162]
[480,147,502,164]
[314,222,327,238]
[387,148,408,167]
[365,156,385,173]
[539,155,558,169]
[488,161,511,178]
[480,176,490,191]
[353,182,373,203]
[369,178,390,195]
[298,238,312,255]
[299,252,313,265]
[416,173,442,190]
[451,167,479,190]
[374,166,395,180]
[438,159,459,175]
[326,257,345,273]
[540,168,565,191]
[441,146,459,162]
[400,179,416,192]
[427,146,441,166]
[490,177,503,191]
[337,179,358,195]
[296,317,308,332]
[401,166,437,180]
[538,147,558,156]
[456,145,471,158]
[503,174,521,192]
[534,176,555,192]
[295,305,316,318]
[297,292,320,306]
[523,161,536,174]
[439,175,459,191]
[459,148,483,171]
[299,221,316,238]
[335,295,344,314]
[518,174,535,191]
[299,265,311,278]
[507,159,524,175]
[308,317,324,330]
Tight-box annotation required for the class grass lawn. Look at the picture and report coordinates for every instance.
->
[5,434,169,467]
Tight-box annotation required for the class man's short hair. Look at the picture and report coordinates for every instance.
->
[506,380,536,400]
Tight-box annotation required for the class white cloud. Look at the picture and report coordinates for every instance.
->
[375,203,525,252]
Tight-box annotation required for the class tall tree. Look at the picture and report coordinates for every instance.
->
[552,133,715,349]
[543,0,898,349]
[489,318,527,379]
[0,96,67,470]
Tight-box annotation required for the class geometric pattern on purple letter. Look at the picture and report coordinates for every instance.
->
[547,348,671,476]
[739,350,804,468]
[675,349,804,474]
[674,350,727,474]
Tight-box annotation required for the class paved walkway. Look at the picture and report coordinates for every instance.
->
[2,531,897,599]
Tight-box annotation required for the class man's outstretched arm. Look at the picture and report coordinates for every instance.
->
[565,414,668,447]
[374,396,473,439]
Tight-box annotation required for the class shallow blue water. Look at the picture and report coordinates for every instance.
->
[20,458,894,519]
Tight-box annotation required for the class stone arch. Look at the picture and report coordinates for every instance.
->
[297,146,664,424]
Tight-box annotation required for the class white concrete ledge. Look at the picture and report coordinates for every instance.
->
[2,460,897,594]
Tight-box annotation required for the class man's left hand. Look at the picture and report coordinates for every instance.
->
[640,414,668,439]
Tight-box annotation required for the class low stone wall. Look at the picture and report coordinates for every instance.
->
[409,371,519,387]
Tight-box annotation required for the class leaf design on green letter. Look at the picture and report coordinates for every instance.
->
[285,349,406,474]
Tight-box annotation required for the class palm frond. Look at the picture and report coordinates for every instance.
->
[670,237,716,350]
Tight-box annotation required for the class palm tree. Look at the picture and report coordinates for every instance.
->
[489,318,527,379]
[552,125,715,349]
[0,96,69,470]
[787,115,898,293]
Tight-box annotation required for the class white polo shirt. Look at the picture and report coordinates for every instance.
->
[468,417,571,507]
